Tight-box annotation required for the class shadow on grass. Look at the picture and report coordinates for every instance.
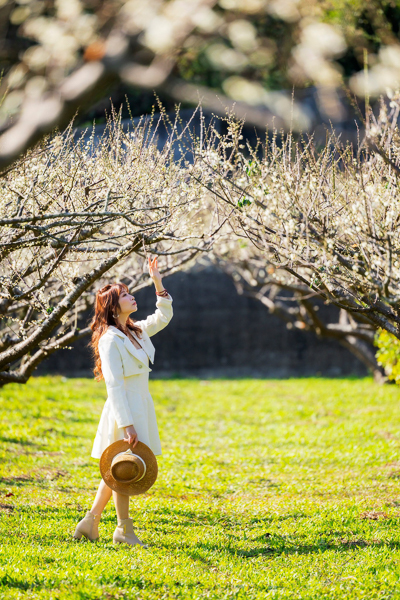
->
[0,470,73,487]
[0,475,37,486]
[0,436,40,447]
[0,575,31,591]
[2,530,398,558]
[0,572,205,595]
[149,506,310,529]
[183,537,400,560]
[2,503,398,561]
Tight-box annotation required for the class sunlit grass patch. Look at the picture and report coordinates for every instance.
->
[1,376,400,599]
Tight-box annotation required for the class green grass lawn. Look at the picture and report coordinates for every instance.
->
[1,376,400,599]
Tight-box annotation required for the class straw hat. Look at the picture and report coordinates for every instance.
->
[99,440,158,496]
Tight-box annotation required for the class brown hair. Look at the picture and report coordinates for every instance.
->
[89,282,142,381]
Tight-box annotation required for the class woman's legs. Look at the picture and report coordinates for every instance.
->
[113,490,130,520]
[89,479,130,520]
[90,479,113,515]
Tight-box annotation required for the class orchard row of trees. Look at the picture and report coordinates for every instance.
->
[202,97,400,382]
[0,109,220,384]
[2,0,400,385]
[2,96,400,385]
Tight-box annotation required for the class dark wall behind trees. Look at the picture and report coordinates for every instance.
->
[36,265,367,379]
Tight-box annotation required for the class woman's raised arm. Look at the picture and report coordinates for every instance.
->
[135,295,173,337]
[134,255,173,337]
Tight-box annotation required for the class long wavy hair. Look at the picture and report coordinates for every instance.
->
[89,282,142,381]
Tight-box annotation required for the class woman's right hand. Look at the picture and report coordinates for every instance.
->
[123,424,139,448]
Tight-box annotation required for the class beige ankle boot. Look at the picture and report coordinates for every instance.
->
[73,511,101,541]
[113,517,148,548]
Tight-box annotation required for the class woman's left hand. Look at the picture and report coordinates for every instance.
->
[148,256,162,284]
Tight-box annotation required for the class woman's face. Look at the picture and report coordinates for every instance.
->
[118,290,137,314]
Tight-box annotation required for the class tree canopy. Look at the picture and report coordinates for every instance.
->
[2,0,400,169]
[0,108,218,384]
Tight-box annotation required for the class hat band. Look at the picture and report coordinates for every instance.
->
[111,450,147,482]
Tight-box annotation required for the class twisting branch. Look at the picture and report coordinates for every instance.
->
[193,94,400,345]
[0,107,219,386]
[212,255,385,382]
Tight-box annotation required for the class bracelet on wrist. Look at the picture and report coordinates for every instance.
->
[156,288,169,297]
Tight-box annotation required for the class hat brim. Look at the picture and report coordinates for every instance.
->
[99,440,158,496]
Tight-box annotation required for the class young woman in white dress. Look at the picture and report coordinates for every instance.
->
[73,256,173,547]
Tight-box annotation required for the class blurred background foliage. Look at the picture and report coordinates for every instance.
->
[2,0,400,127]
[66,0,400,126]
[375,329,400,384]
[85,0,400,124]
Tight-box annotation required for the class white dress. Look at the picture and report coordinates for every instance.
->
[90,295,173,459]
[91,347,161,458]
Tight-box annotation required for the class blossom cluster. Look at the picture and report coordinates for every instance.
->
[194,95,400,337]
[0,109,216,380]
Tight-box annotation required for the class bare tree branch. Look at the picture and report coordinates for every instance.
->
[0,107,218,385]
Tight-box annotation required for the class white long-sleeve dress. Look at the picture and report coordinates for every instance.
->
[91,294,173,459]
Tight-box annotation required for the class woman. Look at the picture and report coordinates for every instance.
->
[73,256,173,547]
